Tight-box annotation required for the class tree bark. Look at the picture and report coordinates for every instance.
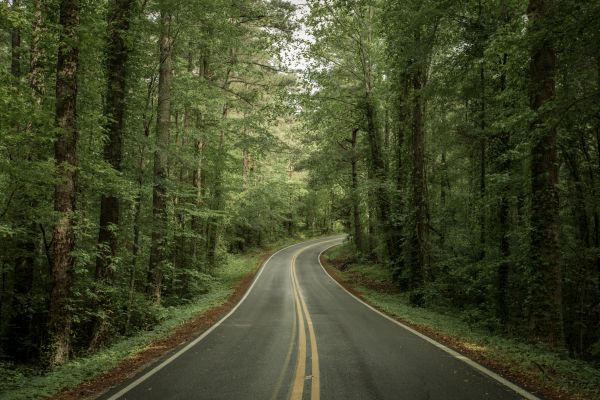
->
[495,1,512,326]
[391,74,410,284]
[6,0,37,361]
[350,128,363,252]
[359,6,399,264]
[90,0,135,349]
[49,0,79,366]
[127,78,154,333]
[594,56,600,294]
[191,53,208,263]
[410,61,426,295]
[478,62,486,259]
[148,7,172,305]
[206,53,233,269]
[191,112,204,262]
[527,0,564,349]
[364,92,400,265]
[497,119,511,325]
[206,104,228,269]
[95,0,135,288]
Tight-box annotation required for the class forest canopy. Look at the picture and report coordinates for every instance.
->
[0,0,599,384]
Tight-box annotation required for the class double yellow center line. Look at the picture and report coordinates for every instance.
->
[290,246,321,400]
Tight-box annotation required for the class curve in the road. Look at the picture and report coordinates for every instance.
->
[104,238,307,400]
[314,245,540,400]
[101,236,541,400]
[290,242,326,400]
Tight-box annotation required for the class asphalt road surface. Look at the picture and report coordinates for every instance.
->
[101,236,537,400]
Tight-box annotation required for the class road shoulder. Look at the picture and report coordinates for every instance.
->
[22,238,308,400]
[320,243,600,400]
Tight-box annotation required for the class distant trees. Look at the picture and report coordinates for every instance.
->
[303,0,600,359]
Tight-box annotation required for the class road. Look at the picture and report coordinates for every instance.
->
[101,236,536,400]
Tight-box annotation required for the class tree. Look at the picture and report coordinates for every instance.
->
[526,0,564,349]
[91,0,136,349]
[148,2,173,305]
[48,0,80,366]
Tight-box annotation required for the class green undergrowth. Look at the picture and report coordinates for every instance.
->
[323,243,600,400]
[0,237,304,400]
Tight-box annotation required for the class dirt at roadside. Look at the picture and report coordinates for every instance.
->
[49,251,272,400]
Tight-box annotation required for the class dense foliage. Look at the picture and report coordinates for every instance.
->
[301,0,600,362]
[1,0,599,384]
[0,0,319,368]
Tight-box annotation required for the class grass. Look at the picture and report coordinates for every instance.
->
[0,237,303,400]
[323,243,600,400]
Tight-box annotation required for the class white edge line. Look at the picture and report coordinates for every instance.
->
[316,242,540,400]
[106,237,332,400]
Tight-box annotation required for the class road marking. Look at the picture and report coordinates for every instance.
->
[104,237,334,400]
[288,239,342,400]
[293,250,320,400]
[290,250,307,400]
[316,242,541,400]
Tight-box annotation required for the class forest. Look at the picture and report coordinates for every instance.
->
[0,0,599,397]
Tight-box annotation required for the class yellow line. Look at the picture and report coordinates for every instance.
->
[293,256,320,400]
[290,252,307,400]
[289,239,340,400]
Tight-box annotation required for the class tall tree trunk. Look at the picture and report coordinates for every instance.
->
[350,128,363,252]
[364,92,400,265]
[148,7,172,305]
[48,0,79,366]
[439,150,449,250]
[527,0,564,349]
[409,51,426,296]
[126,80,154,333]
[91,0,135,350]
[391,74,410,283]
[496,1,512,326]
[191,53,208,263]
[8,0,47,361]
[191,114,204,262]
[6,0,38,361]
[496,72,511,324]
[359,6,399,264]
[206,55,233,269]
[206,106,228,269]
[595,56,600,294]
[478,62,486,259]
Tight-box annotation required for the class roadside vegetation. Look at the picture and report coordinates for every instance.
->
[0,237,308,400]
[302,0,600,391]
[2,0,600,397]
[323,243,600,400]
[1,0,336,391]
